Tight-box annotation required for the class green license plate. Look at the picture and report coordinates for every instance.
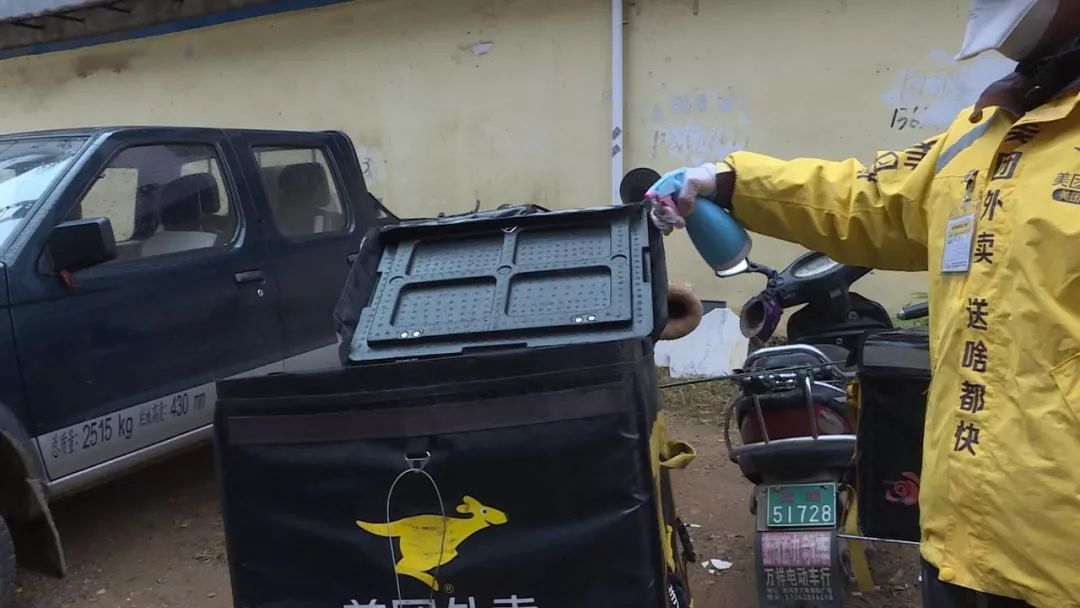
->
[766,483,837,528]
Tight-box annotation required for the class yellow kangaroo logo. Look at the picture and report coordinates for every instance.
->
[356,496,508,591]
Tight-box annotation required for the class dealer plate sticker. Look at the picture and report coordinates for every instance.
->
[766,483,836,528]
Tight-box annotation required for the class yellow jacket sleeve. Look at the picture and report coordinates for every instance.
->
[724,135,946,271]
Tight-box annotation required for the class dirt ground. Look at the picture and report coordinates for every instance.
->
[13,446,231,608]
[12,383,922,608]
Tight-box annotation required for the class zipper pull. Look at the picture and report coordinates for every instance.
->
[962,169,979,206]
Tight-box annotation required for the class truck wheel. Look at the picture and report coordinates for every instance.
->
[0,515,14,607]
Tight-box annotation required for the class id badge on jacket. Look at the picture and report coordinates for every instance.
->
[942,170,980,275]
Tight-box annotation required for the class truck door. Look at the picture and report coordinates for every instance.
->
[11,130,285,482]
[231,131,372,371]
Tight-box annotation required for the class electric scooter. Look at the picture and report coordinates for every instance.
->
[722,254,932,607]
[717,252,891,607]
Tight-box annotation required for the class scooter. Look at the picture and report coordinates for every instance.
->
[716,252,890,607]
[722,253,933,607]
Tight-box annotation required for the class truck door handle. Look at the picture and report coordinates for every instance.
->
[346,253,358,265]
[234,270,265,284]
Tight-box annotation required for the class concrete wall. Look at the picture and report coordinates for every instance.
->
[0,0,612,215]
[0,0,1014,313]
[624,0,1013,311]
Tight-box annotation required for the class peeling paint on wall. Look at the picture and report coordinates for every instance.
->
[881,50,1014,131]
[73,50,141,78]
[468,41,495,56]
[649,91,750,165]
[451,38,496,65]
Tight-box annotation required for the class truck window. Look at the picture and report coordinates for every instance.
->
[81,168,139,240]
[0,136,86,253]
[253,147,346,238]
[73,144,237,262]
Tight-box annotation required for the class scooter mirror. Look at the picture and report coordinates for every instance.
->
[739,292,781,341]
[619,167,662,204]
[715,258,750,278]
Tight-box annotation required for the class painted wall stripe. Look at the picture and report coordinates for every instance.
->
[0,0,353,61]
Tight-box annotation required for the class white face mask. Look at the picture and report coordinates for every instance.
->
[957,0,1061,61]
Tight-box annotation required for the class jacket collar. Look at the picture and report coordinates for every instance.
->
[970,39,1080,122]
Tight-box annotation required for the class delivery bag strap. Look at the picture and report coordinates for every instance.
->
[225,382,632,445]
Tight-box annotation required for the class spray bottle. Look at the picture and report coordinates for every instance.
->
[620,167,752,274]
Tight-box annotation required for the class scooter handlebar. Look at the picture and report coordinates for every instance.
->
[897,301,930,321]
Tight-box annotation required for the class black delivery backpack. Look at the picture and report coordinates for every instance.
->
[214,203,695,608]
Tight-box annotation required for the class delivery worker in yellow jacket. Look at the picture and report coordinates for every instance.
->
[651,1,1080,606]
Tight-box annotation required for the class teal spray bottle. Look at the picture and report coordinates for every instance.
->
[620,167,752,273]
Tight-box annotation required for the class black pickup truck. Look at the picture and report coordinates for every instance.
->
[0,127,393,602]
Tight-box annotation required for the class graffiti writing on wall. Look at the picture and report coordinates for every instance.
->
[882,50,1014,131]
[355,146,380,184]
[649,92,751,165]
[889,106,925,131]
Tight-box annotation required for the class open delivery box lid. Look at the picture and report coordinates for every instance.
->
[335,203,668,364]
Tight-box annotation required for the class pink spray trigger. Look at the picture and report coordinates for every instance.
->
[645,191,679,213]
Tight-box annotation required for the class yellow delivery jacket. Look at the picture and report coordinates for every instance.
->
[724,89,1080,607]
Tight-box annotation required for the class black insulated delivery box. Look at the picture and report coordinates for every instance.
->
[854,328,931,543]
[215,339,694,608]
[214,203,693,608]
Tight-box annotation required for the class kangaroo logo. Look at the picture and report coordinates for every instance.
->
[356,496,508,591]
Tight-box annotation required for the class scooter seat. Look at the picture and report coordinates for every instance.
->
[731,435,855,485]
[743,344,848,382]
[734,384,846,419]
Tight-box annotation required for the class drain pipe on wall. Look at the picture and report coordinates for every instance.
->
[611,0,624,205]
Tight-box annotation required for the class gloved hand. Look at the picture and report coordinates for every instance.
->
[647,162,734,234]
[648,198,685,235]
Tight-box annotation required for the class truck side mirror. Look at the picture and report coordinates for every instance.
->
[48,218,117,273]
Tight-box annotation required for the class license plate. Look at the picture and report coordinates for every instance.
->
[766,483,837,528]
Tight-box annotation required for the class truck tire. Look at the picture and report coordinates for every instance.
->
[0,515,14,607]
